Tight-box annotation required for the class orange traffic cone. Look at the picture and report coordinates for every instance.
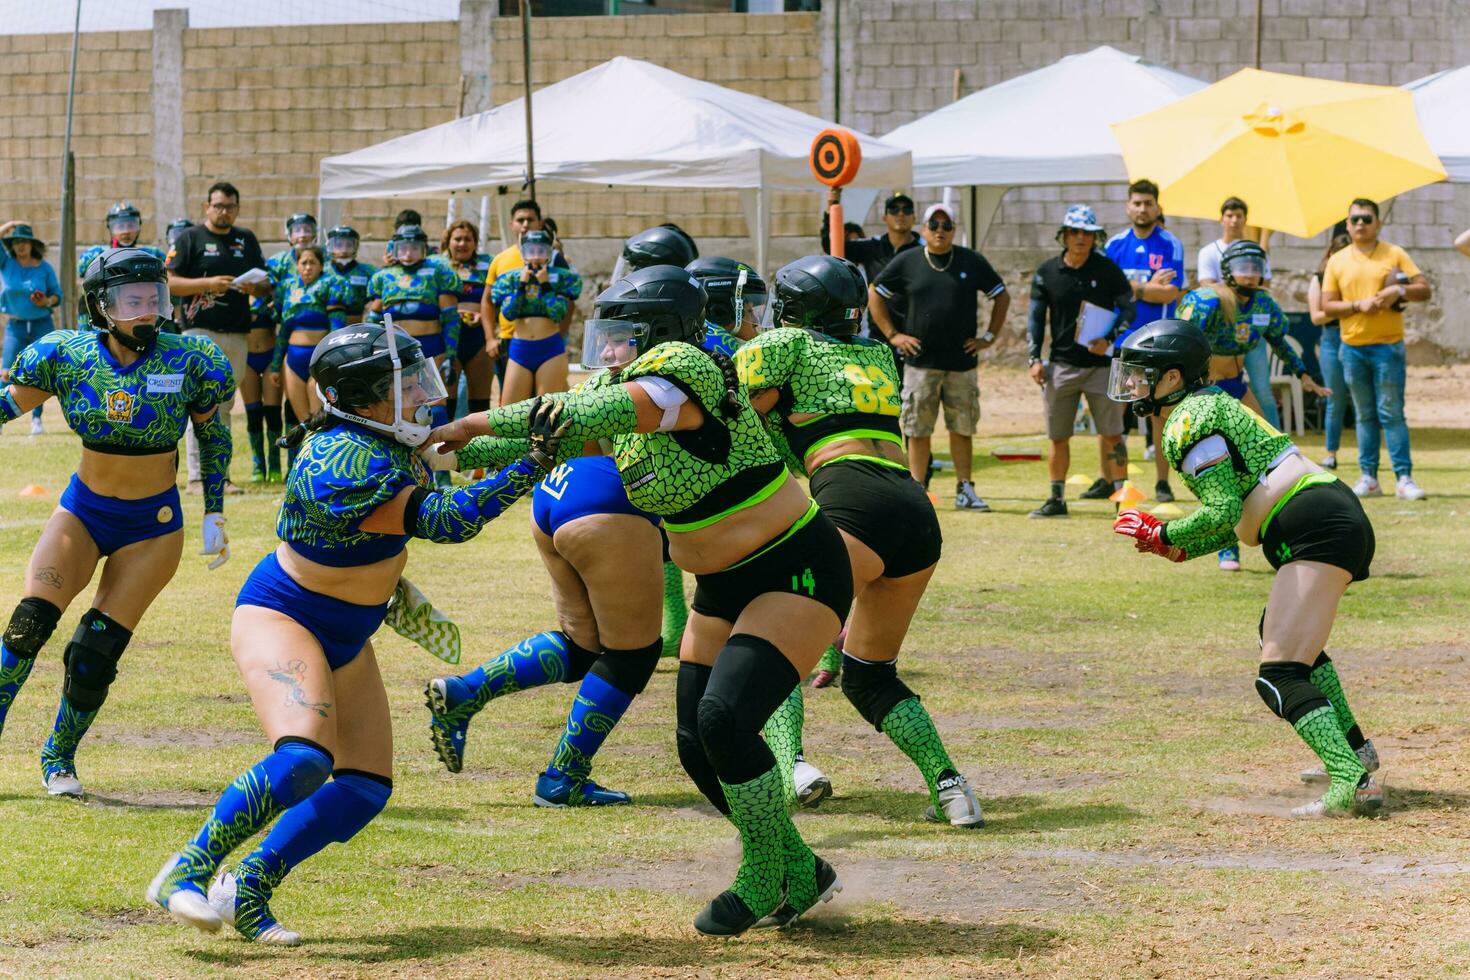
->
[18,484,47,497]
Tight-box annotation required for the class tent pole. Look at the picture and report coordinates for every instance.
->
[521,0,536,201]
[59,0,81,329]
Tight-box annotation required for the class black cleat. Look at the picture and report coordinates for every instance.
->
[694,890,761,937]
[1077,477,1113,500]
[754,856,842,929]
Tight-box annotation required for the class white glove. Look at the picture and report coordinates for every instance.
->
[201,513,229,570]
[420,442,458,473]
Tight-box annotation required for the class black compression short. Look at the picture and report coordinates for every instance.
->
[1261,478,1375,582]
[692,506,853,624]
[808,458,942,578]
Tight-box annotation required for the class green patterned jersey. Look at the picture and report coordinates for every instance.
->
[483,342,785,530]
[734,327,903,473]
[1161,386,1297,559]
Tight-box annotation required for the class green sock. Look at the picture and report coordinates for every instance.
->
[661,561,687,659]
[720,766,802,918]
[760,686,804,806]
[815,645,841,675]
[1293,704,1367,809]
[880,697,958,807]
[1309,654,1365,747]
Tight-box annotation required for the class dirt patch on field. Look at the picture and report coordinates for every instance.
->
[87,788,217,809]
[81,907,155,929]
[99,726,258,749]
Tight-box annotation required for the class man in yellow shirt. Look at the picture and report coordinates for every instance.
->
[483,199,574,394]
[1320,198,1431,501]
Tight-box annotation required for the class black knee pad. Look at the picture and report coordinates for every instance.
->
[263,402,283,431]
[590,639,661,696]
[468,398,491,415]
[61,609,132,712]
[4,596,62,659]
[558,632,599,682]
[840,655,918,732]
[1255,660,1330,725]
[697,634,799,783]
[675,661,727,814]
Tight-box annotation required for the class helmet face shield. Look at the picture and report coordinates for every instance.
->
[1224,254,1265,282]
[520,241,552,265]
[400,356,449,409]
[1107,358,1157,405]
[103,281,169,324]
[393,240,426,265]
[327,234,358,260]
[581,318,646,369]
[107,216,141,236]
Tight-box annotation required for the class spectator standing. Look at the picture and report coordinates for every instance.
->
[1197,197,1277,417]
[1320,198,1430,500]
[1105,179,1185,502]
[871,203,1009,511]
[1308,225,1352,470]
[166,180,272,495]
[823,189,921,340]
[1025,205,1136,518]
[0,221,62,434]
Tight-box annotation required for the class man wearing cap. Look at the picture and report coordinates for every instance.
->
[1025,205,1136,518]
[822,188,921,341]
[871,203,1009,511]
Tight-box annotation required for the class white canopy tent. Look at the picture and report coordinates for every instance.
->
[1406,66,1470,182]
[881,46,1208,244]
[318,56,911,274]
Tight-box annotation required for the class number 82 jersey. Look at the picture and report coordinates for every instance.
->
[734,326,902,472]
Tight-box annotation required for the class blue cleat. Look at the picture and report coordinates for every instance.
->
[533,770,631,808]
[425,676,482,774]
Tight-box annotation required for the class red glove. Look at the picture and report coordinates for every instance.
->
[1113,509,1185,563]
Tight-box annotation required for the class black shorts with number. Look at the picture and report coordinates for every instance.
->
[692,507,853,624]
[1261,478,1375,582]
[808,458,942,578]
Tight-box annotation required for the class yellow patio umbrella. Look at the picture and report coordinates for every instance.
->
[1111,68,1447,238]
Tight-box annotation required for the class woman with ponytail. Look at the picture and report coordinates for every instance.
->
[148,321,568,945]
[430,264,851,937]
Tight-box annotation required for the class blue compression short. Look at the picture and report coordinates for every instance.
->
[507,333,566,372]
[59,473,183,557]
[235,550,388,670]
[532,455,660,537]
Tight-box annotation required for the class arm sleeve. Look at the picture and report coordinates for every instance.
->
[1026,274,1048,360]
[326,279,347,331]
[439,302,461,362]
[455,433,580,471]
[482,383,638,443]
[408,457,540,543]
[194,411,233,514]
[1260,302,1306,376]
[557,267,583,301]
[189,341,239,413]
[7,335,59,393]
[1162,454,1242,559]
[270,308,291,372]
[1107,260,1136,334]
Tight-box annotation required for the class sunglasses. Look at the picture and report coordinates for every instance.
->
[927,220,955,232]
[885,204,915,215]
[1347,214,1376,225]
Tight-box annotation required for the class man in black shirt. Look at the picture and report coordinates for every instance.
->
[1025,204,1136,518]
[167,180,270,494]
[822,189,921,340]
[871,203,1009,511]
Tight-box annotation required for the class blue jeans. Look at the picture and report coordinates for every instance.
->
[2,317,50,420]
[1340,340,1410,479]
[1241,342,1280,430]
[1318,326,1347,453]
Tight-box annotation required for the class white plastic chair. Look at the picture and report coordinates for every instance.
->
[1268,335,1305,436]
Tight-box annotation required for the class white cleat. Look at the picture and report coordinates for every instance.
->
[926,771,984,828]
[43,770,84,798]
[208,870,302,946]
[147,854,222,934]
[793,757,832,809]
[1291,775,1384,820]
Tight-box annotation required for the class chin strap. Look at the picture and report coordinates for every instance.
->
[108,321,162,353]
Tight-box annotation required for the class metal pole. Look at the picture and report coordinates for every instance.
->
[521,0,536,201]
[1253,0,1262,69]
[59,0,82,328]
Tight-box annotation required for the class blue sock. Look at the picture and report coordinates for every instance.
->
[0,643,37,734]
[547,673,634,781]
[185,740,333,873]
[40,696,97,779]
[450,631,576,710]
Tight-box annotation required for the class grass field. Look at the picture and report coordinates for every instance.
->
[2,367,1469,978]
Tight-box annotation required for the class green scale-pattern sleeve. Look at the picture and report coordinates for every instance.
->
[1161,388,1297,559]
[456,372,614,471]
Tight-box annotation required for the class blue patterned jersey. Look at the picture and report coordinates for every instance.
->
[701,321,743,357]
[76,244,165,327]
[488,267,582,323]
[325,259,378,319]
[369,261,460,319]
[445,253,494,305]
[1177,287,1305,375]
[277,422,430,566]
[275,274,345,332]
[266,247,301,290]
[9,330,235,452]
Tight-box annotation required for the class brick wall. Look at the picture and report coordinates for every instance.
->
[488,11,821,241]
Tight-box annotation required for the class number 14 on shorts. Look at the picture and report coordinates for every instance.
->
[791,568,816,596]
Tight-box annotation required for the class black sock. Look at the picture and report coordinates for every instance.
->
[1049,480,1064,500]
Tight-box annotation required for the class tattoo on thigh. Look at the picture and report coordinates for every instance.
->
[34,566,63,589]
[268,658,331,718]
